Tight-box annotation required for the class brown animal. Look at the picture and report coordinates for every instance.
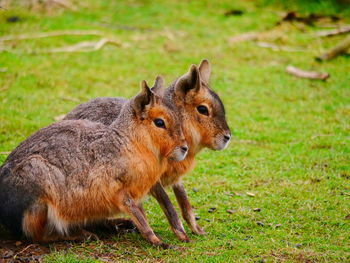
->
[64,60,231,242]
[0,77,187,248]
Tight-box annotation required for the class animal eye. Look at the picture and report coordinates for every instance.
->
[196,105,209,116]
[154,118,166,129]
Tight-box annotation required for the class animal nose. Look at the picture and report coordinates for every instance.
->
[223,134,231,142]
[180,146,188,153]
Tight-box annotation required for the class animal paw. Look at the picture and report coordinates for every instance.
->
[173,228,190,243]
[191,224,206,235]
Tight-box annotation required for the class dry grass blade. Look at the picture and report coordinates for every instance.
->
[51,0,77,11]
[2,0,77,12]
[0,30,108,42]
[31,38,124,54]
[14,244,36,257]
[286,65,329,80]
[228,32,258,43]
[256,42,305,52]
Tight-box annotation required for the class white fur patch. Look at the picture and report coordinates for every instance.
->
[47,205,70,236]
[214,134,230,150]
[169,146,188,161]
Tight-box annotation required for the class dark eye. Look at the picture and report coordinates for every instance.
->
[154,118,166,129]
[196,105,209,116]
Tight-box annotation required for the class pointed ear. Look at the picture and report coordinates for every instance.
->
[131,80,155,116]
[151,75,165,96]
[198,59,211,84]
[174,64,200,97]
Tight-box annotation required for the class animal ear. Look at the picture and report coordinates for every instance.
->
[174,64,200,97]
[198,59,211,84]
[132,80,156,116]
[151,75,165,96]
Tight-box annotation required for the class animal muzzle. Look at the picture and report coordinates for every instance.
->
[168,145,188,161]
[213,132,231,150]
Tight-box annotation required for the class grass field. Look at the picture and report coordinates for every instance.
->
[0,0,349,262]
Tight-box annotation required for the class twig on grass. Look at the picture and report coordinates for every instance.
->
[228,32,258,43]
[0,27,127,54]
[316,35,350,61]
[0,152,11,155]
[14,244,36,258]
[51,0,77,11]
[37,38,123,53]
[227,29,285,45]
[256,42,306,52]
[0,30,108,42]
[286,65,329,81]
[1,38,125,54]
[315,26,350,37]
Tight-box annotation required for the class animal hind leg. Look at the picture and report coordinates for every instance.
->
[22,200,49,241]
[23,201,99,242]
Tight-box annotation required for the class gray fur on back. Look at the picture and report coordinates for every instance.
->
[64,83,179,126]
[64,97,127,126]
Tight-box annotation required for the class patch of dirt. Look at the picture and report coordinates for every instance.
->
[0,225,139,262]
[0,238,51,262]
[0,235,139,262]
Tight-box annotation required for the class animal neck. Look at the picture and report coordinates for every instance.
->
[183,119,204,155]
[134,131,162,162]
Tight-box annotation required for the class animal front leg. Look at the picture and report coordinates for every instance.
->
[121,196,171,248]
[137,203,147,220]
[172,182,206,235]
[150,182,189,242]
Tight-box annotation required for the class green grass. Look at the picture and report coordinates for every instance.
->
[1,0,350,262]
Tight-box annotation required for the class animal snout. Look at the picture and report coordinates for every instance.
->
[223,134,231,142]
[180,145,188,154]
[212,132,231,151]
[168,145,188,161]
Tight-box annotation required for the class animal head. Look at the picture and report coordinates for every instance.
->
[172,59,231,151]
[130,76,188,161]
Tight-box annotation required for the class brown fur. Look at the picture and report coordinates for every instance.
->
[0,78,187,247]
[63,60,231,240]
[22,200,48,240]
